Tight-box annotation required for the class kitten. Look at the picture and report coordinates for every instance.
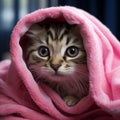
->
[20,22,89,106]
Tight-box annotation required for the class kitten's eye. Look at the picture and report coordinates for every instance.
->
[66,46,79,57]
[38,46,49,57]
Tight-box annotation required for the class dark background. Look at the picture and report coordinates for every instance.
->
[0,0,119,60]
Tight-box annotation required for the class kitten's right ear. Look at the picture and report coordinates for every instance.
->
[26,23,42,36]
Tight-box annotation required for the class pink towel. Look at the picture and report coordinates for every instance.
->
[0,6,120,120]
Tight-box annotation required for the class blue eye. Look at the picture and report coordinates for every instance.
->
[38,46,49,57]
[66,46,79,57]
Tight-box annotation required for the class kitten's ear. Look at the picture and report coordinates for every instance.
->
[70,24,79,30]
[70,24,81,35]
[44,23,51,29]
[26,23,43,36]
[70,24,83,42]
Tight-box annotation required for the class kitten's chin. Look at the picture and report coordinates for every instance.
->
[41,70,73,82]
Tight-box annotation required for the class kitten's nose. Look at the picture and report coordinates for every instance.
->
[50,63,61,72]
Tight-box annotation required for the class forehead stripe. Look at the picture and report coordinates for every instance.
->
[59,30,69,40]
[47,30,54,40]
[66,37,70,45]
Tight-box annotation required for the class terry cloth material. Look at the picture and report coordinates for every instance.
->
[0,6,120,120]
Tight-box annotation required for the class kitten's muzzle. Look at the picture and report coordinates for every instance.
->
[50,63,61,72]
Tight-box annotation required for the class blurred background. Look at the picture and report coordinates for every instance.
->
[0,0,119,60]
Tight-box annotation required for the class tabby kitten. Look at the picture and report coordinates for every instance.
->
[21,22,89,106]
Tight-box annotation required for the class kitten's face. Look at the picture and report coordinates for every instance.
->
[21,22,87,81]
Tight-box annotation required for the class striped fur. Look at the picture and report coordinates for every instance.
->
[20,22,89,106]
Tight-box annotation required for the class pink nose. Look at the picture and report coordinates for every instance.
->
[50,63,61,72]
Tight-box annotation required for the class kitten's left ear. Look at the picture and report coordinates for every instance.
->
[70,24,79,30]
[70,24,83,42]
[70,24,81,35]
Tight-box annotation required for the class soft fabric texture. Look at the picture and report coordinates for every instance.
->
[0,6,120,120]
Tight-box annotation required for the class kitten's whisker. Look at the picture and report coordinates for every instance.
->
[75,70,88,76]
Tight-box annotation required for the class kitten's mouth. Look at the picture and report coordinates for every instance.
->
[52,71,64,77]
[38,72,65,83]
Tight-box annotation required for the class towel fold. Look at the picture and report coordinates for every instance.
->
[0,6,120,120]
